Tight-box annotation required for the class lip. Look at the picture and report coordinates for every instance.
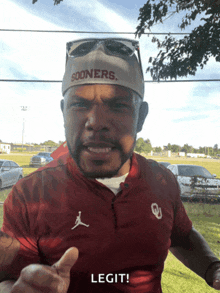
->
[82,145,116,160]
[82,141,115,148]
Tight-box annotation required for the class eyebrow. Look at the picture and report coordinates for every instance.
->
[68,95,134,102]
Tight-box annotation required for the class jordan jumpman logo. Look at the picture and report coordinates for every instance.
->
[71,211,90,230]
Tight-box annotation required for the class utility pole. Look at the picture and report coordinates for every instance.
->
[21,106,27,151]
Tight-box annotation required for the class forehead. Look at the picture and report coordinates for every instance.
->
[65,84,134,100]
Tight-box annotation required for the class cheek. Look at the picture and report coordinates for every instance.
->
[119,135,135,153]
[114,117,137,152]
[65,110,82,131]
[64,112,83,142]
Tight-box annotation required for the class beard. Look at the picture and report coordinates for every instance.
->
[66,136,134,179]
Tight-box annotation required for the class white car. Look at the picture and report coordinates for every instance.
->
[30,152,53,167]
[158,162,171,168]
[167,164,220,199]
[0,160,23,189]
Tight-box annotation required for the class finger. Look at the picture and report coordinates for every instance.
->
[0,232,20,266]
[213,269,220,290]
[20,264,61,290]
[0,232,20,280]
[52,247,79,278]
[11,279,38,293]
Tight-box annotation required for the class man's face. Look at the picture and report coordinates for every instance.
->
[61,84,148,178]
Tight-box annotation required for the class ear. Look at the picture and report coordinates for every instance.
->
[60,99,64,113]
[137,101,148,133]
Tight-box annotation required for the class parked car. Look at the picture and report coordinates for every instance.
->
[0,160,23,189]
[30,152,53,167]
[158,162,171,168]
[167,164,220,199]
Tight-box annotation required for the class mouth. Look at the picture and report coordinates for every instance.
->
[82,141,117,158]
[87,147,112,153]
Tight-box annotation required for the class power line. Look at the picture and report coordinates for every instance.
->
[0,79,219,83]
[0,29,190,35]
[0,79,61,83]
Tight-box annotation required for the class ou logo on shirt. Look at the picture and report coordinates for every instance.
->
[151,203,162,220]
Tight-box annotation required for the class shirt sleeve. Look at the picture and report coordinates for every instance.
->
[1,184,40,278]
[170,179,193,247]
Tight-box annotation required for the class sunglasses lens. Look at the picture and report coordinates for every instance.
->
[67,39,138,60]
[105,40,134,56]
[69,41,97,57]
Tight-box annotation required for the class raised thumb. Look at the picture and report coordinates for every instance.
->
[52,247,79,278]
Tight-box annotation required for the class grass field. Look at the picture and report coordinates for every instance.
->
[0,153,220,292]
[0,153,38,177]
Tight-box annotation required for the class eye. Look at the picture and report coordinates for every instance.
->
[70,101,90,109]
[110,101,130,111]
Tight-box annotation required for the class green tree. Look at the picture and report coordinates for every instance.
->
[209,147,214,155]
[144,138,151,144]
[144,138,153,152]
[136,0,220,80]
[199,146,205,153]
[135,138,152,153]
[214,144,218,154]
[155,146,162,152]
[181,143,193,153]
[58,140,65,146]
[170,144,181,153]
[42,140,58,147]
[167,143,172,151]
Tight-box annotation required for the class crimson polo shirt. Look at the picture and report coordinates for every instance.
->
[1,153,192,293]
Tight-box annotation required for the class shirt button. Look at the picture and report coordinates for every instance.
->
[124,183,129,188]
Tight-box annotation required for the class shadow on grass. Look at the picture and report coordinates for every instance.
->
[0,186,12,192]
[0,187,12,202]
[162,267,210,293]
[164,267,199,281]
[182,198,220,204]
[21,165,36,168]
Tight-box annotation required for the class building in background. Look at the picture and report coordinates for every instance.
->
[10,143,57,153]
[187,153,206,158]
[0,143,11,154]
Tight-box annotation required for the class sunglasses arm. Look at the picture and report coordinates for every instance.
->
[137,47,144,77]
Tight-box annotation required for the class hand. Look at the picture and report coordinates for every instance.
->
[11,247,79,293]
[213,268,220,290]
[0,232,20,281]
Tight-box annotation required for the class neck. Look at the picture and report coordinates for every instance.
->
[113,158,131,177]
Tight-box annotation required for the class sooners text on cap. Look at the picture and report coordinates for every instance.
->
[71,69,117,82]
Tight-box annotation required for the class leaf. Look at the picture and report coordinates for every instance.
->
[136,0,220,80]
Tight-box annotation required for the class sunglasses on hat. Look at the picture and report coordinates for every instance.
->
[66,38,143,75]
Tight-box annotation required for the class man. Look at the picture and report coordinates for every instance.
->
[0,38,220,292]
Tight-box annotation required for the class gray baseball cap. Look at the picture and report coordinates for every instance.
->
[62,38,144,98]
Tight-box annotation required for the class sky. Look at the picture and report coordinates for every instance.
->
[0,0,219,149]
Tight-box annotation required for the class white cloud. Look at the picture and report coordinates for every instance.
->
[0,1,64,30]
[139,81,220,148]
[64,0,136,33]
[0,0,219,148]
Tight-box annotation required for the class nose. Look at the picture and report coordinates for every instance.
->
[85,104,109,132]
